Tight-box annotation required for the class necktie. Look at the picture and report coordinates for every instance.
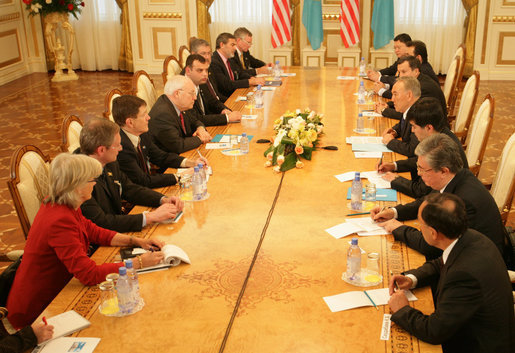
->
[206,78,219,99]
[180,112,187,134]
[240,53,246,69]
[136,141,150,174]
[198,90,205,114]
[226,60,235,81]
[400,117,405,134]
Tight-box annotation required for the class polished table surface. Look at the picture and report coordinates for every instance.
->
[39,67,442,353]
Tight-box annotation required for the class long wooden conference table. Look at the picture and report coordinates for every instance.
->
[39,67,442,353]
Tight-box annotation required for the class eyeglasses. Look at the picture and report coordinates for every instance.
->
[242,38,252,46]
[416,164,433,173]
[179,89,197,98]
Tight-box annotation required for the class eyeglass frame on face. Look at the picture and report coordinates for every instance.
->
[416,163,433,173]
[241,37,252,47]
[179,88,197,98]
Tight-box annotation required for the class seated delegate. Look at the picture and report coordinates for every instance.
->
[6,153,165,329]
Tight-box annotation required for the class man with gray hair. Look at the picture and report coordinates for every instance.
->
[229,27,269,78]
[381,76,421,157]
[148,75,212,154]
[190,38,225,104]
[371,133,507,261]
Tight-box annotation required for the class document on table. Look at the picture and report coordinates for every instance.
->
[346,188,397,202]
[33,337,100,353]
[337,76,358,80]
[281,72,296,77]
[326,217,389,239]
[334,170,391,189]
[361,111,382,117]
[261,86,276,91]
[241,114,258,120]
[354,151,383,158]
[212,134,254,143]
[206,142,231,149]
[352,143,392,153]
[346,136,383,144]
[323,288,418,312]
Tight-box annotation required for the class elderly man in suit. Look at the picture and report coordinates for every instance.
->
[183,54,241,126]
[380,76,420,157]
[209,32,264,102]
[190,38,225,104]
[112,95,207,188]
[375,56,447,121]
[372,133,507,261]
[79,118,183,233]
[388,192,514,353]
[229,27,269,78]
[149,75,212,154]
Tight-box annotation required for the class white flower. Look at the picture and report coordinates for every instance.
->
[31,3,42,13]
[264,161,272,167]
[308,111,315,119]
[316,125,324,134]
[295,109,301,114]
[307,123,315,129]
[46,0,52,4]
[274,129,287,147]
[273,166,281,173]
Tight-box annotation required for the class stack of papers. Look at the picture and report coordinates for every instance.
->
[345,188,397,202]
[334,170,391,189]
[346,136,383,144]
[326,217,389,239]
[323,288,418,312]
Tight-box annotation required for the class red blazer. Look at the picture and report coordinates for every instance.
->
[7,203,122,329]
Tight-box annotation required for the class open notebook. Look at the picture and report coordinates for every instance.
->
[122,244,191,273]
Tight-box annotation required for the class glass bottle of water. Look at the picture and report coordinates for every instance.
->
[124,259,140,308]
[273,60,281,79]
[192,166,203,201]
[359,56,366,76]
[254,85,263,108]
[197,163,207,197]
[240,133,249,154]
[357,80,366,104]
[346,237,362,281]
[356,113,364,133]
[116,266,133,315]
[351,172,363,210]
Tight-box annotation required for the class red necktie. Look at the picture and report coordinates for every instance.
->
[226,60,235,81]
[136,142,149,174]
[180,112,187,134]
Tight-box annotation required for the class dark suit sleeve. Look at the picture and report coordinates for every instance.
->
[381,90,392,99]
[395,198,423,221]
[117,149,176,189]
[392,225,443,259]
[386,132,419,157]
[392,271,483,345]
[246,52,266,69]
[145,136,184,169]
[81,196,145,233]
[396,157,416,173]
[198,113,228,126]
[118,169,163,207]
[379,62,398,76]
[382,107,403,120]
[209,56,250,99]
[391,176,433,199]
[200,84,228,114]
[0,326,37,353]
[151,110,202,154]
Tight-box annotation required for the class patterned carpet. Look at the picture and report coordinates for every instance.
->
[0,71,513,268]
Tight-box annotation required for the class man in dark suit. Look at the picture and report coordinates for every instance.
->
[148,75,212,154]
[183,54,241,126]
[380,76,420,157]
[367,33,411,82]
[375,56,447,121]
[209,32,264,102]
[388,193,514,353]
[79,118,183,233]
[372,133,507,261]
[112,95,207,188]
[378,97,468,198]
[190,38,225,105]
[229,27,269,78]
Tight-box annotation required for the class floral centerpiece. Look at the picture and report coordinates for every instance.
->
[264,108,324,172]
[23,0,85,19]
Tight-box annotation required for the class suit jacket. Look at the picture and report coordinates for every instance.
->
[379,60,398,77]
[200,80,228,114]
[382,73,447,121]
[386,113,420,157]
[380,61,439,98]
[229,50,266,78]
[117,130,181,188]
[209,51,249,101]
[193,87,228,126]
[80,161,163,233]
[392,128,468,198]
[393,168,507,259]
[148,94,205,154]
[392,229,515,353]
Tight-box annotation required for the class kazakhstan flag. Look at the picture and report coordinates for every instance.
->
[302,0,324,50]
[371,0,395,49]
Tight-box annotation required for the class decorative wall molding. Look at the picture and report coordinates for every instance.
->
[493,16,515,22]
[0,11,19,23]
[143,12,182,19]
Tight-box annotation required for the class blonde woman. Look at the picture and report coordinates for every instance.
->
[7,153,164,329]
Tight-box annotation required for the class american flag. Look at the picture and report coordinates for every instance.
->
[339,0,360,48]
[271,0,292,48]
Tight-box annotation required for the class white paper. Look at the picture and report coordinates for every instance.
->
[33,337,100,353]
[357,229,390,236]
[362,111,382,117]
[380,314,392,340]
[354,152,383,158]
[346,136,383,144]
[361,170,392,189]
[337,76,357,80]
[323,288,417,312]
[281,72,296,77]
[43,311,90,343]
[346,217,384,233]
[219,135,231,143]
[206,142,231,149]
[261,86,276,91]
[334,171,357,182]
[241,114,258,120]
[235,96,247,101]
[325,222,363,239]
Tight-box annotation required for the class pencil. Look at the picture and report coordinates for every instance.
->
[363,290,379,310]
[346,212,371,216]
[390,270,400,291]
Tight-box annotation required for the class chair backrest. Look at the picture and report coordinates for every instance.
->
[103,88,123,122]
[60,115,83,153]
[7,145,51,239]
[454,44,466,85]
[443,55,461,115]
[131,70,158,109]
[453,71,480,145]
[178,45,191,68]
[490,133,515,225]
[466,94,494,177]
[161,55,182,86]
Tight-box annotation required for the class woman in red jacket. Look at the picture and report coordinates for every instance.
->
[7,153,165,329]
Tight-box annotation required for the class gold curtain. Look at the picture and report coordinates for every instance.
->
[461,0,478,77]
[115,0,134,72]
[291,0,301,66]
[197,0,214,44]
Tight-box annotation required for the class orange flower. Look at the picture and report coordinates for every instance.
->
[295,146,304,155]
[296,160,304,169]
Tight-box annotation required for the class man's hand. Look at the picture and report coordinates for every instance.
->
[389,274,414,294]
[136,237,165,251]
[146,203,179,224]
[367,69,380,82]
[382,172,398,182]
[378,219,403,233]
[382,134,395,144]
[370,206,395,222]
[221,109,232,114]
[249,77,265,86]
[373,81,386,94]
[139,251,165,269]
[227,111,242,122]
[256,66,269,75]
[388,290,410,313]
[161,195,184,212]
[375,101,387,115]
[32,321,54,344]
[192,156,209,167]
[377,161,395,173]
[193,127,212,143]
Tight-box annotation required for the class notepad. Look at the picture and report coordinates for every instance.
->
[323,288,417,312]
[128,245,191,274]
[326,217,389,239]
[38,311,90,345]
[346,187,397,202]
[346,136,383,144]
[352,143,392,153]
[33,337,100,353]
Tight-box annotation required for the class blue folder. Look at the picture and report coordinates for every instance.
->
[212,134,254,143]
[346,187,397,202]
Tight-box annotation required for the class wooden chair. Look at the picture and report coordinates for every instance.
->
[451,71,480,145]
[465,94,494,177]
[178,45,191,68]
[489,133,515,225]
[7,145,51,239]
[161,55,182,86]
[103,88,124,122]
[442,55,461,117]
[131,70,158,110]
[60,115,83,153]
[454,44,466,87]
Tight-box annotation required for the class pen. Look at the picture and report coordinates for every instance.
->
[363,290,379,310]
[197,149,204,159]
[148,246,155,253]
[43,316,48,325]
[390,271,400,291]
[346,212,371,216]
